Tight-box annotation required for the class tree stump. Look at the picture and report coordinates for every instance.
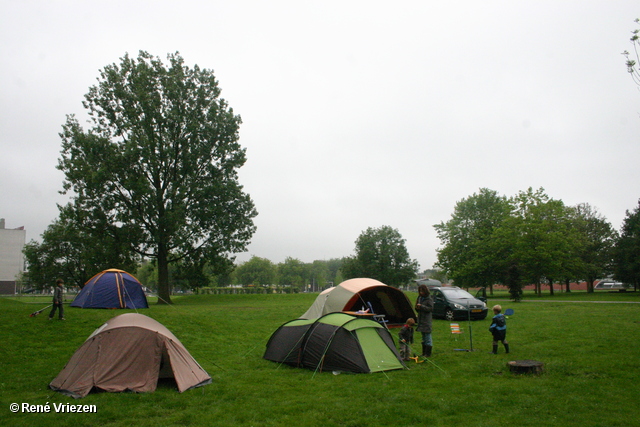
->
[508,360,544,375]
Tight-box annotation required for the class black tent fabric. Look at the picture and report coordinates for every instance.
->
[264,312,406,373]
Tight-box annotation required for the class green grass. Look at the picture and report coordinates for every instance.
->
[1,291,639,427]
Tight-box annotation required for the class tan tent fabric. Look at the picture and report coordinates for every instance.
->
[299,278,416,326]
[298,286,335,320]
[50,313,211,398]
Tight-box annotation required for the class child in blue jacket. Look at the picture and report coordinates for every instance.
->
[489,305,509,354]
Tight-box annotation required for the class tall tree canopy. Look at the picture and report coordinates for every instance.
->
[613,199,640,289]
[57,51,257,303]
[435,188,617,300]
[342,225,419,287]
[23,204,137,289]
[277,257,309,289]
[235,256,276,286]
[434,188,511,289]
[497,188,582,296]
[569,203,618,292]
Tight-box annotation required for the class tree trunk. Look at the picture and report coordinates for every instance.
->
[564,278,571,293]
[548,278,555,296]
[157,241,172,304]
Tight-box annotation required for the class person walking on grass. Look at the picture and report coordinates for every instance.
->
[415,284,434,357]
[398,318,415,361]
[489,305,509,354]
[49,279,65,321]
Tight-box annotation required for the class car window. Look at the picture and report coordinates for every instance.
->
[441,289,474,299]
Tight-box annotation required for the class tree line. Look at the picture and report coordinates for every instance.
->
[191,225,417,291]
[23,224,420,294]
[434,187,640,300]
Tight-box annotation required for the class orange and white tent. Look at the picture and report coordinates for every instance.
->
[299,278,415,326]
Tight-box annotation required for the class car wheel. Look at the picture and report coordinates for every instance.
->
[445,309,454,321]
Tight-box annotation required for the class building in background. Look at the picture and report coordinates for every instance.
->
[0,218,26,294]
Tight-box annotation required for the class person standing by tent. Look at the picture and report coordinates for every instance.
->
[415,284,434,357]
[48,279,65,321]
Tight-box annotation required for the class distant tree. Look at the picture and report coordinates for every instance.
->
[136,260,158,291]
[497,188,581,297]
[23,204,137,290]
[622,18,640,88]
[334,267,345,288]
[171,257,227,291]
[57,51,257,304]
[324,258,343,287]
[434,188,511,290]
[485,213,526,301]
[613,199,640,289]
[569,203,618,292]
[277,257,308,290]
[342,225,418,287]
[235,256,276,286]
[427,269,449,284]
[436,187,620,299]
[308,260,329,292]
[212,268,233,287]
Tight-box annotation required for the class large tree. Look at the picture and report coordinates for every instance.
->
[57,51,257,303]
[435,187,621,299]
[613,199,640,289]
[235,256,276,286]
[434,188,511,290]
[495,188,582,297]
[569,203,618,292]
[23,203,137,289]
[341,225,418,287]
[277,257,309,290]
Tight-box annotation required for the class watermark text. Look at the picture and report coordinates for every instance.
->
[9,402,97,413]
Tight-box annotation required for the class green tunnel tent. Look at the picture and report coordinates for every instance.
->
[299,278,415,326]
[264,312,406,373]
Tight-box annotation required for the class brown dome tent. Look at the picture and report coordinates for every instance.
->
[50,313,211,398]
[299,278,415,326]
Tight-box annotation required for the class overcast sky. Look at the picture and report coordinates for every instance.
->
[1,1,639,271]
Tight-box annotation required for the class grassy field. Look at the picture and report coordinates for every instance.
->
[1,290,639,427]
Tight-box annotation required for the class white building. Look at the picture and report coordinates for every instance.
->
[0,218,26,294]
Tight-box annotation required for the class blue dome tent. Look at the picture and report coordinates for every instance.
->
[71,269,149,309]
